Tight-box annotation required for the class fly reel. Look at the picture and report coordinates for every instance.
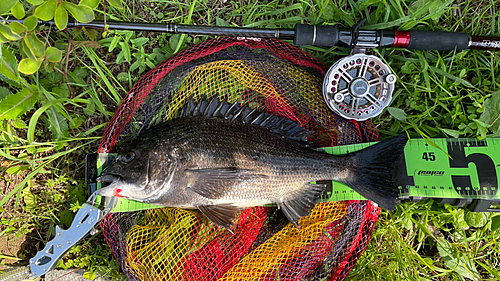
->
[323,53,396,121]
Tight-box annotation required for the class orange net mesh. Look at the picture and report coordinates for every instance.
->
[98,37,380,281]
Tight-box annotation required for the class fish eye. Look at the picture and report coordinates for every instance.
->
[120,151,135,163]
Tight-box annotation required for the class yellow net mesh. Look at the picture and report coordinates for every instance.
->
[124,203,349,280]
[166,59,325,124]
[220,202,348,281]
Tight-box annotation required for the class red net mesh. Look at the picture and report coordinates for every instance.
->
[98,37,380,280]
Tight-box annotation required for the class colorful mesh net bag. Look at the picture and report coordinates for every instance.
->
[98,37,380,281]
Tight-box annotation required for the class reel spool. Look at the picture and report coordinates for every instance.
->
[323,53,396,121]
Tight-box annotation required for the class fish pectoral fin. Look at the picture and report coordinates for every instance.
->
[276,183,325,228]
[187,168,266,199]
[198,204,241,231]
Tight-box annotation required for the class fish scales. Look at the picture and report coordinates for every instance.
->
[159,116,337,206]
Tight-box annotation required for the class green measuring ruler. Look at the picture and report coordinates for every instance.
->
[85,138,500,213]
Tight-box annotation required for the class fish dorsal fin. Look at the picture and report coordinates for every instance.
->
[179,97,313,144]
[276,183,325,228]
[197,204,241,231]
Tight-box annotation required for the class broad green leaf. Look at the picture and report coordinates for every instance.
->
[27,98,67,143]
[439,128,461,138]
[22,187,37,210]
[45,47,62,62]
[0,88,37,120]
[11,1,25,19]
[24,15,38,31]
[6,165,29,175]
[18,57,43,74]
[454,209,470,230]
[443,204,469,229]
[0,33,9,43]
[0,87,10,100]
[52,84,70,98]
[69,114,86,129]
[9,21,28,34]
[79,0,100,9]
[21,38,36,60]
[464,211,488,228]
[25,33,45,58]
[479,91,500,134]
[130,37,149,48]
[0,45,19,81]
[34,0,57,21]
[387,107,406,121]
[119,41,131,62]
[216,17,230,27]
[436,238,480,280]
[473,119,490,139]
[0,23,21,41]
[0,0,17,15]
[63,2,94,23]
[108,0,123,9]
[116,72,128,82]
[54,4,68,30]
[145,60,155,69]
[82,271,96,280]
[115,49,124,64]
[44,107,69,141]
[400,61,416,74]
[130,59,141,72]
[26,0,44,5]
[490,215,500,231]
[108,36,120,52]
[169,34,182,53]
[11,118,26,129]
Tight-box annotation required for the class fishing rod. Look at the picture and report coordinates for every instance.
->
[6,18,500,121]
[7,18,500,50]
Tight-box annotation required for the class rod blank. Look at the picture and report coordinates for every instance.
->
[5,18,500,50]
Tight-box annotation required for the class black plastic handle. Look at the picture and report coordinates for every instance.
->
[293,24,339,46]
[407,30,470,50]
[294,23,472,50]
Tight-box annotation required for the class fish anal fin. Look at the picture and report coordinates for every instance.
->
[198,204,241,231]
[187,168,267,199]
[277,183,325,228]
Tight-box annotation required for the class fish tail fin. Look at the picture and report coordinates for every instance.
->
[343,134,407,211]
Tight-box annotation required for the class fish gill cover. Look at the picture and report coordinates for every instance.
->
[98,37,380,280]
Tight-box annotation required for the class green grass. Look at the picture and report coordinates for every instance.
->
[1,0,500,280]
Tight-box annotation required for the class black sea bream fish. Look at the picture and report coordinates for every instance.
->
[98,98,407,230]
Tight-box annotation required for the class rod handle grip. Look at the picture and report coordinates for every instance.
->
[407,30,470,50]
[293,24,339,46]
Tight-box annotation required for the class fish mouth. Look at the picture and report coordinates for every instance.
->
[97,177,123,198]
[96,174,115,184]
[96,174,125,198]
[96,173,122,185]
[96,174,145,200]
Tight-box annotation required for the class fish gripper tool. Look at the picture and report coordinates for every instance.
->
[28,191,116,278]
